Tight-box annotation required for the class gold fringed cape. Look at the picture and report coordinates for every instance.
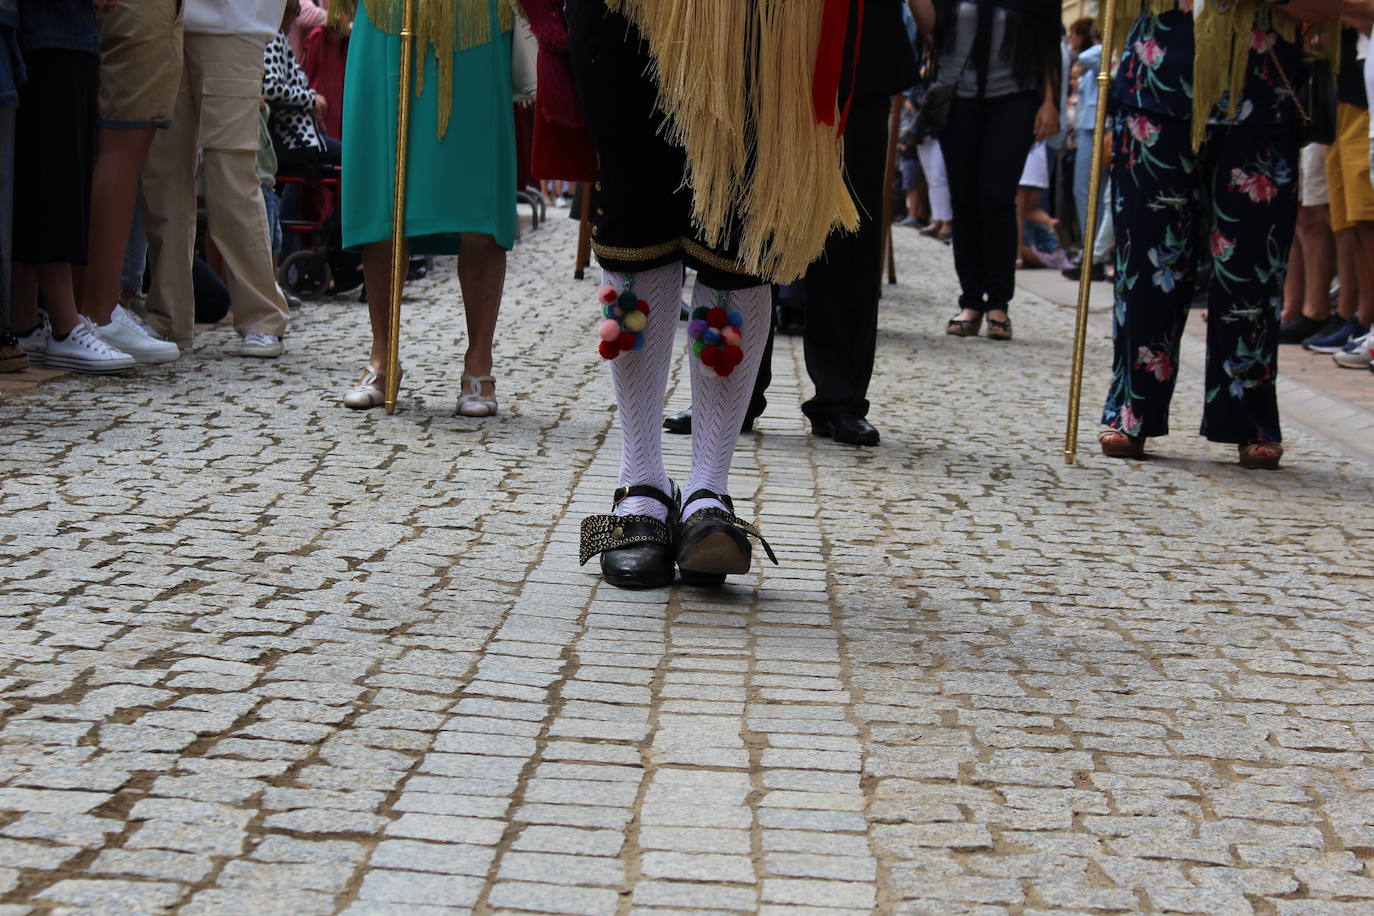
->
[603,0,860,283]
[1108,0,1339,150]
[328,0,514,138]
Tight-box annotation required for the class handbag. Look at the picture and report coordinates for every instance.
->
[512,13,538,103]
[913,46,973,140]
[1268,47,1337,147]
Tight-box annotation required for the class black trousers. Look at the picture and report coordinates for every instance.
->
[941,91,1038,313]
[801,94,891,422]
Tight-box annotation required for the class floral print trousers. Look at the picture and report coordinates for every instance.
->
[1101,106,1298,445]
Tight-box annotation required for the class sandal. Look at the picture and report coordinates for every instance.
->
[986,317,1013,341]
[1238,442,1282,469]
[675,489,778,587]
[1099,428,1146,459]
[580,484,680,589]
[342,365,402,410]
[946,314,982,337]
[458,374,498,417]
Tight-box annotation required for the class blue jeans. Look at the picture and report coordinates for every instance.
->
[262,180,282,256]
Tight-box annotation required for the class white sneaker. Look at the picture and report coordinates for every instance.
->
[16,311,50,365]
[45,318,136,374]
[238,332,284,358]
[1333,331,1374,369]
[92,304,180,364]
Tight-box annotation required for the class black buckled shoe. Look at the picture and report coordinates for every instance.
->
[579,484,680,589]
[674,489,778,587]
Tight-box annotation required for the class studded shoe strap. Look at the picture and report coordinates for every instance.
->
[578,514,672,566]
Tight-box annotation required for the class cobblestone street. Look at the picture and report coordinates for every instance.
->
[1,212,1372,915]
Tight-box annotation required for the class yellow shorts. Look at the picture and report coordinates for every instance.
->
[1326,102,1374,232]
[97,0,184,129]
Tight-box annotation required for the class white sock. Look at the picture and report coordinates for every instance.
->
[683,282,772,520]
[602,263,682,521]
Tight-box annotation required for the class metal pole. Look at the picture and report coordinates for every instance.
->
[384,0,418,415]
[1064,0,1118,464]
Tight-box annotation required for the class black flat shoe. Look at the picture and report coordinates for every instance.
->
[675,489,778,586]
[812,412,880,446]
[579,484,680,589]
[662,409,755,436]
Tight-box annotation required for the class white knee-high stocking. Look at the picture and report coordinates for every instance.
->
[601,263,682,520]
[684,282,772,519]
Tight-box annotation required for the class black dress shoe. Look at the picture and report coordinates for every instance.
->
[1061,263,1107,282]
[662,409,755,436]
[1279,314,1329,344]
[675,489,778,586]
[579,484,679,589]
[813,412,880,446]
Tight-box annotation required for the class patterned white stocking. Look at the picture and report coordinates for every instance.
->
[683,282,772,520]
[602,263,683,521]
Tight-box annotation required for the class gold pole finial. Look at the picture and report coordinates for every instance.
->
[384,0,419,415]
[1064,0,1119,464]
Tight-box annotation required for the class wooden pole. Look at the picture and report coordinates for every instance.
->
[1064,0,1118,463]
[384,0,418,415]
[880,94,902,288]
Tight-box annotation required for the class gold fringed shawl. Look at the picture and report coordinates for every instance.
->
[329,0,514,138]
[604,0,859,283]
[1109,0,1339,149]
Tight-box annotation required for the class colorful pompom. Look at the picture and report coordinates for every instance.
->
[638,302,650,315]
[623,310,647,333]
[632,334,646,351]
[692,306,709,321]
[618,331,637,352]
[722,327,741,348]
[618,290,638,311]
[723,344,743,367]
[706,307,728,329]
[684,293,747,376]
[687,319,708,340]
[598,285,619,305]
[701,346,720,367]
[704,327,721,346]
[599,340,620,360]
[691,340,706,357]
[727,310,743,327]
[599,319,622,342]
[603,304,616,319]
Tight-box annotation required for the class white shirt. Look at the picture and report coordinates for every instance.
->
[183,0,289,47]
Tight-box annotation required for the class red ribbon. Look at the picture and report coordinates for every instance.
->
[811,0,865,136]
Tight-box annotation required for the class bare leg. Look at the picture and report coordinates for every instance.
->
[1334,228,1359,322]
[1355,221,1374,328]
[1296,204,1334,321]
[456,233,506,400]
[360,239,408,373]
[80,126,156,325]
[33,264,81,337]
[1282,232,1305,322]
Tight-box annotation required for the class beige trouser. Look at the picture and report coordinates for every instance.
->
[143,33,288,346]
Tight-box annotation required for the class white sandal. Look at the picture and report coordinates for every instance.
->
[342,365,401,410]
[457,374,497,417]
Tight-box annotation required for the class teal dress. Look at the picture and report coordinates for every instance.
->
[342,0,516,254]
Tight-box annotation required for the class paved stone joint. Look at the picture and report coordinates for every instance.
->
[0,215,1371,915]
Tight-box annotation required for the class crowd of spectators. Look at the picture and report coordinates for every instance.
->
[0,0,350,375]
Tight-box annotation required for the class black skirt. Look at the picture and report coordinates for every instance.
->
[14,49,98,266]
[566,0,761,289]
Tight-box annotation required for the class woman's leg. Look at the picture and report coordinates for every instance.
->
[600,262,683,520]
[1199,126,1298,445]
[941,99,987,319]
[976,93,1039,323]
[683,281,773,520]
[360,238,408,372]
[1100,109,1199,439]
[1281,228,1306,322]
[457,232,507,400]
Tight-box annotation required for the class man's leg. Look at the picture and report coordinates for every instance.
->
[197,35,288,346]
[801,93,889,443]
[139,58,197,346]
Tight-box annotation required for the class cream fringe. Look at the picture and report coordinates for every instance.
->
[1109,0,1338,150]
[606,0,858,283]
[330,0,514,138]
